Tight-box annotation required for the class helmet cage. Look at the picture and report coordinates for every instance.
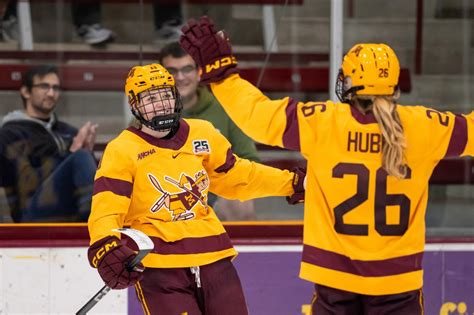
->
[335,69,363,103]
[129,85,183,132]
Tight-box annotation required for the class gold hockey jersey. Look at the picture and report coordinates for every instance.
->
[211,74,474,295]
[89,119,294,268]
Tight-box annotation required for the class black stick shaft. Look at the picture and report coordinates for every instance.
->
[76,248,151,314]
[76,285,111,315]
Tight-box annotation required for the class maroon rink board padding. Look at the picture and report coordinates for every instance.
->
[0,224,90,247]
[0,223,472,247]
[0,223,303,247]
[429,158,474,184]
[0,64,412,93]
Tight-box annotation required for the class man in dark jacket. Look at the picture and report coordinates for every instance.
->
[0,65,97,222]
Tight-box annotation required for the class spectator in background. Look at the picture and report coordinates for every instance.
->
[0,1,177,45]
[0,0,16,41]
[0,65,98,222]
[159,41,259,220]
[153,1,183,42]
[0,1,114,45]
[71,3,115,45]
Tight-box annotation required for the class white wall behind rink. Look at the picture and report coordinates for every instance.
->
[0,247,127,315]
[1,244,474,314]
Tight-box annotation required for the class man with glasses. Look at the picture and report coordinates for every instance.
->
[0,65,98,222]
[159,41,259,220]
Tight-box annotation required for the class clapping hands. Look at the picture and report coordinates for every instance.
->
[70,121,98,152]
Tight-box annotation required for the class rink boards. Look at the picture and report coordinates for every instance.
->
[0,224,473,315]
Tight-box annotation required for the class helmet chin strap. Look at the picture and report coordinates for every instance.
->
[335,72,365,103]
[135,114,180,138]
[356,98,374,110]
[149,113,179,131]
[131,109,180,133]
[343,86,364,102]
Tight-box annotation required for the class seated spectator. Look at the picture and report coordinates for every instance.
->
[153,1,183,43]
[0,1,114,45]
[72,3,115,45]
[159,41,259,220]
[0,65,98,222]
[0,0,16,41]
[0,1,177,45]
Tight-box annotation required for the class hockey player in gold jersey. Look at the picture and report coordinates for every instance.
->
[180,16,474,315]
[87,63,305,314]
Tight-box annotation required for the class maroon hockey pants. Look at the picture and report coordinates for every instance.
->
[311,284,424,315]
[135,258,248,315]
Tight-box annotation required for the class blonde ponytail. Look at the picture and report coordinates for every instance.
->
[371,97,407,179]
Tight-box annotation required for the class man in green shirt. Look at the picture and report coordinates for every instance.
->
[159,41,259,220]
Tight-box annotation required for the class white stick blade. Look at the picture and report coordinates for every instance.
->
[113,228,154,251]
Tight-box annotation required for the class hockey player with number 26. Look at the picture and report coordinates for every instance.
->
[86,63,305,314]
[180,16,474,315]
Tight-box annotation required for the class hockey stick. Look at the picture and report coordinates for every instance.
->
[76,228,154,315]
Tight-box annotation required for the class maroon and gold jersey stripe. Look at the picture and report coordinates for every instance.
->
[445,114,468,157]
[214,148,236,173]
[283,98,300,151]
[302,244,423,277]
[93,176,132,198]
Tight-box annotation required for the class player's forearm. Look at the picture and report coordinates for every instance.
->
[88,195,128,244]
[88,214,123,244]
[211,74,291,148]
[210,158,293,200]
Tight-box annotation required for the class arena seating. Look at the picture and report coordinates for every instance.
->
[0,63,412,93]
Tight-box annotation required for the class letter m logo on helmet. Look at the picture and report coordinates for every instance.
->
[341,43,400,96]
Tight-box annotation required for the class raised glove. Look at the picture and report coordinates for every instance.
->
[286,167,306,205]
[180,16,238,84]
[88,235,144,289]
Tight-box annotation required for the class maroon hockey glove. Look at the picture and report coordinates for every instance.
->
[180,16,238,84]
[88,235,144,289]
[286,167,306,205]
